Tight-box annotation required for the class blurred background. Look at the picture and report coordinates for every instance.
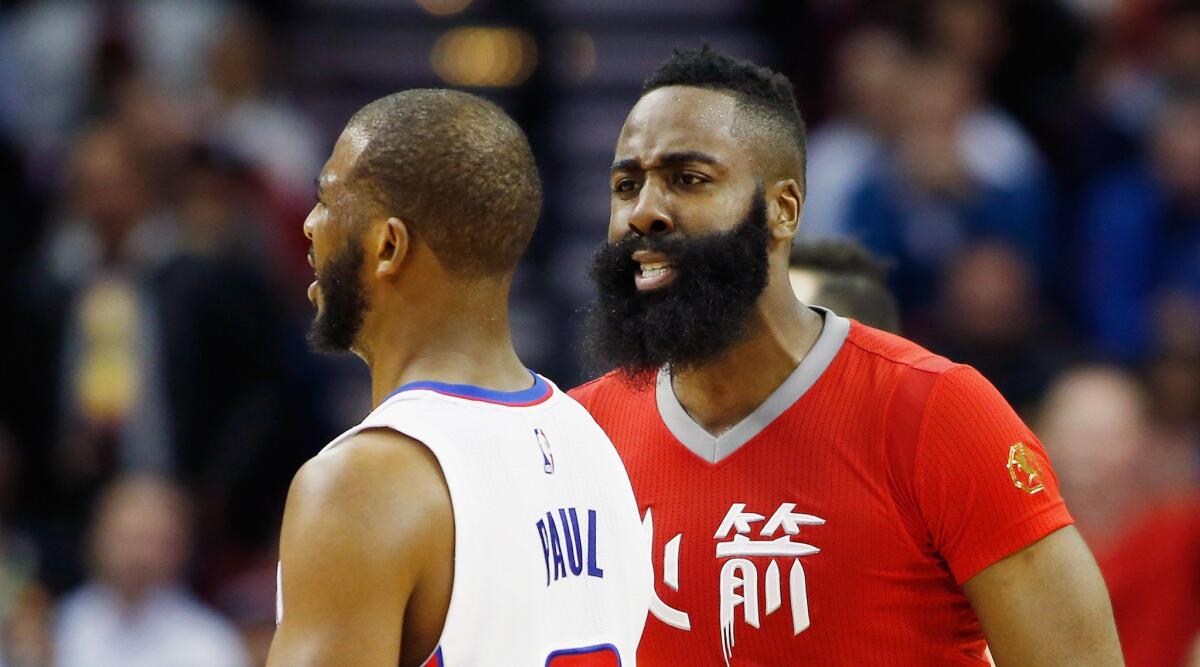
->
[0,0,1197,665]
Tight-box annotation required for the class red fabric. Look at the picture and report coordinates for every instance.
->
[1101,496,1200,667]
[419,647,443,667]
[570,322,1073,666]
[546,645,622,666]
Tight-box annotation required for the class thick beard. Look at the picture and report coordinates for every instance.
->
[306,240,367,354]
[583,188,771,379]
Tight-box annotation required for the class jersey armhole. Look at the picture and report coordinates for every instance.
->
[882,356,955,550]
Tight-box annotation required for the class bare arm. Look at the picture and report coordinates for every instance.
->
[267,429,453,667]
[963,526,1123,666]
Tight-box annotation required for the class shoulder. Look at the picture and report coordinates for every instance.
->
[54,585,107,627]
[568,370,654,410]
[844,322,955,372]
[846,325,1019,448]
[285,428,451,559]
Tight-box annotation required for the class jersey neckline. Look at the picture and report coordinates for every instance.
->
[655,306,851,464]
[388,370,553,407]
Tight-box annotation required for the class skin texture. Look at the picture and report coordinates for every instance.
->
[612,85,1124,665]
[610,86,821,436]
[269,429,452,667]
[268,122,532,666]
[963,526,1124,666]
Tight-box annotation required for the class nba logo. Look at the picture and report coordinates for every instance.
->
[535,428,554,474]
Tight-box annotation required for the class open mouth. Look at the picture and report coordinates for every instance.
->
[633,253,677,291]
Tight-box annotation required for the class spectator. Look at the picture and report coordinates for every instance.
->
[203,13,320,200]
[1037,364,1153,554]
[788,237,901,333]
[847,54,1052,314]
[52,475,248,667]
[2,121,320,589]
[1140,344,1200,503]
[1080,90,1200,362]
[1101,492,1200,667]
[926,242,1065,412]
[2,0,230,159]
[201,13,321,288]
[1088,1,1200,139]
[801,26,909,239]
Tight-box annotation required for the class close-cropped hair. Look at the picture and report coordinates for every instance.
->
[348,89,542,279]
[642,44,807,188]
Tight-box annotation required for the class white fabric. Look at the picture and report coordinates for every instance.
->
[306,376,650,665]
[53,585,248,667]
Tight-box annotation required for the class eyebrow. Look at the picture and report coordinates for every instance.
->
[610,151,720,172]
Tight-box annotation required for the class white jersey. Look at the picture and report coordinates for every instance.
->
[295,372,649,666]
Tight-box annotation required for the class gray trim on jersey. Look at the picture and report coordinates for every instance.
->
[655,307,851,464]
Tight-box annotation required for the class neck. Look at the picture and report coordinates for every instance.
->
[360,283,531,406]
[670,286,823,436]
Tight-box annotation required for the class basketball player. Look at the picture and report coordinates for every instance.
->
[788,237,901,333]
[268,90,648,667]
[571,47,1122,665]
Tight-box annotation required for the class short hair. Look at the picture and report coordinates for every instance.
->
[789,238,901,333]
[642,44,807,189]
[347,89,542,278]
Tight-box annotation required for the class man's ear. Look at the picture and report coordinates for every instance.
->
[374,217,410,279]
[769,178,802,241]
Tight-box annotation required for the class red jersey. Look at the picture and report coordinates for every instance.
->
[570,312,1073,666]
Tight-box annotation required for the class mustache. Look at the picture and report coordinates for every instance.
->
[608,232,693,259]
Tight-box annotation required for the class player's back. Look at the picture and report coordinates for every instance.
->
[320,373,649,666]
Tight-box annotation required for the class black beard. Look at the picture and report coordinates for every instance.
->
[583,188,771,378]
[306,239,367,354]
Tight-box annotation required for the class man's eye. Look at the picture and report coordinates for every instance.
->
[614,179,638,193]
[679,173,705,185]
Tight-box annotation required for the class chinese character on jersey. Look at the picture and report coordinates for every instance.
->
[645,502,826,666]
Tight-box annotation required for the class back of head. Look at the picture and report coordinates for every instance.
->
[788,238,900,333]
[641,45,807,189]
[348,89,542,279]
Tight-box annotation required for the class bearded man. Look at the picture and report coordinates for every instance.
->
[570,46,1122,667]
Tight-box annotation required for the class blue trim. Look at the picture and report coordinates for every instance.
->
[388,370,551,406]
[545,643,622,666]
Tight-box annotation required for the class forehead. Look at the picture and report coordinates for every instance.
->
[616,86,744,165]
[320,127,370,189]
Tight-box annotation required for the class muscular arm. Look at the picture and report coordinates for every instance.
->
[267,428,453,667]
[964,526,1123,666]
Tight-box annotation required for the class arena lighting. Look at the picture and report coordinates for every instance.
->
[562,30,596,82]
[416,0,473,16]
[431,27,537,87]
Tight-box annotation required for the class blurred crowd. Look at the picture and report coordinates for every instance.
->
[0,0,1197,665]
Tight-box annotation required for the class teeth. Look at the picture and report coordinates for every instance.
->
[640,262,671,273]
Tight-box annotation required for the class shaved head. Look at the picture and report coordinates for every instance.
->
[346,89,542,278]
[641,45,807,190]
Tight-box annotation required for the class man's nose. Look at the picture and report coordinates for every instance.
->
[626,183,674,237]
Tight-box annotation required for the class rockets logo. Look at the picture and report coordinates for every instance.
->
[1007,442,1044,494]
[644,502,826,667]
